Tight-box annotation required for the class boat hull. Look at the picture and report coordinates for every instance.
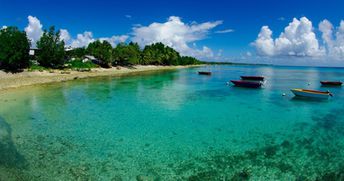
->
[231,80,262,88]
[320,81,343,86]
[240,76,264,81]
[291,89,331,99]
[198,71,211,75]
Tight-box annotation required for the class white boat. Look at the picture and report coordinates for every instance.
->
[291,89,333,99]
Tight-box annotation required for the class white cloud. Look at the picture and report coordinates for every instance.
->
[215,29,235,34]
[319,19,344,58]
[70,31,95,48]
[22,16,128,48]
[20,15,221,58]
[99,35,129,47]
[253,26,275,56]
[253,17,325,57]
[319,20,333,47]
[60,29,71,43]
[132,16,222,59]
[68,32,129,48]
[25,16,43,47]
[125,15,132,19]
[1,26,7,30]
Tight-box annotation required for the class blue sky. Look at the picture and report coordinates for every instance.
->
[1,0,344,65]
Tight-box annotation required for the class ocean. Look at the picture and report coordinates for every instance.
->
[0,65,344,180]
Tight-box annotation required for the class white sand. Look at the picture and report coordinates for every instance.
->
[0,65,199,91]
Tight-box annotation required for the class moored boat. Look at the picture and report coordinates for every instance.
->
[198,71,212,75]
[320,81,343,86]
[291,89,333,99]
[231,80,263,88]
[240,76,264,81]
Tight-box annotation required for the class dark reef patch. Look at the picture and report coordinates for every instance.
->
[315,169,344,181]
[170,109,344,180]
[0,116,26,168]
[312,109,344,136]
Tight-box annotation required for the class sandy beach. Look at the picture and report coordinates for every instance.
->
[0,65,199,91]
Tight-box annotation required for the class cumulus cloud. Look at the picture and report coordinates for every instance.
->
[319,20,344,58]
[1,26,7,29]
[132,16,222,59]
[70,31,95,48]
[215,29,235,34]
[99,35,129,47]
[253,17,325,57]
[60,29,71,43]
[67,32,129,48]
[253,26,275,56]
[25,16,43,47]
[21,15,221,58]
[22,15,128,48]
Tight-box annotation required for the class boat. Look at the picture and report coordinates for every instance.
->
[291,89,333,99]
[320,81,343,86]
[240,76,264,81]
[198,71,212,75]
[231,80,263,88]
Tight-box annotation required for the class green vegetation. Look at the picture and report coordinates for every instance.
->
[177,56,203,65]
[28,64,48,72]
[86,40,113,67]
[67,47,86,58]
[113,42,141,65]
[70,41,203,67]
[36,26,65,68]
[67,59,98,70]
[0,25,204,72]
[0,27,30,72]
[142,42,180,65]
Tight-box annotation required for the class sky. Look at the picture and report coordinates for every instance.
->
[1,0,344,66]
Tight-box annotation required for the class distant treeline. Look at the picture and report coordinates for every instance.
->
[0,26,203,72]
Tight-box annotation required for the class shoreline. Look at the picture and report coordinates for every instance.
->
[0,65,202,91]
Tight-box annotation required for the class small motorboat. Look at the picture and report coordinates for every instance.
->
[320,81,343,86]
[291,89,333,99]
[240,76,265,81]
[198,71,212,75]
[231,80,263,88]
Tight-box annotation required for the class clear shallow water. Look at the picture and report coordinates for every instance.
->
[0,65,344,180]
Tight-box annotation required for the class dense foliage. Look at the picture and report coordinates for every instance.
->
[67,47,86,58]
[142,42,180,65]
[177,56,202,65]
[0,25,203,72]
[86,40,113,67]
[79,41,202,66]
[36,26,66,68]
[112,42,141,65]
[0,26,30,71]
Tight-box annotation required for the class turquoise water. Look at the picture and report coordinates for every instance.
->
[1,65,344,180]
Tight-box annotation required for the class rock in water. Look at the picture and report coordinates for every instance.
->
[136,174,156,181]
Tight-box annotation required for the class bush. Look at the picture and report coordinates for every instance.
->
[67,59,98,70]
[28,64,48,72]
